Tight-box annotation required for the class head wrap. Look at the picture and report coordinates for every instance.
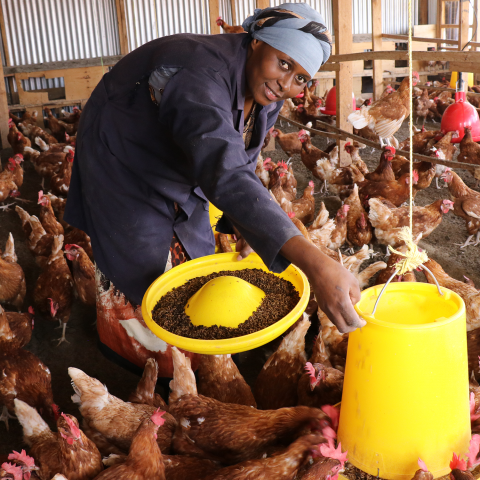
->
[242,3,332,78]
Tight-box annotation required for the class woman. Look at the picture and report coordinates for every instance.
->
[65,3,365,375]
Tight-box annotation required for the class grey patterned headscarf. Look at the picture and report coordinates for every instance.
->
[242,2,332,78]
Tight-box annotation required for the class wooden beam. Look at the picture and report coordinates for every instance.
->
[419,0,429,24]
[209,0,220,34]
[9,98,85,112]
[381,33,459,45]
[436,0,445,49]
[115,0,129,55]
[372,0,383,100]
[459,0,471,92]
[3,56,122,75]
[333,0,353,167]
[256,0,270,9]
[328,50,480,63]
[450,61,480,74]
[230,0,237,25]
[0,60,9,149]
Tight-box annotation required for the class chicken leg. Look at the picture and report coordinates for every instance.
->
[455,232,480,248]
[55,322,69,346]
[0,405,16,430]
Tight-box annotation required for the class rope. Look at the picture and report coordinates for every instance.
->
[388,228,429,274]
[408,0,413,233]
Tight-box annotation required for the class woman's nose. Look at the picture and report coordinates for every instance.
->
[277,73,294,94]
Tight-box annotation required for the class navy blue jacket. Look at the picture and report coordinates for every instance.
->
[64,33,302,304]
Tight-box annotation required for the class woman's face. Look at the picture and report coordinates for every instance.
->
[245,39,312,106]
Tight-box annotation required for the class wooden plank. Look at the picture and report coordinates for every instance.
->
[4,55,122,75]
[115,0,129,55]
[209,0,221,34]
[329,50,480,63]
[372,0,383,101]
[256,0,270,9]
[381,33,459,45]
[450,61,480,74]
[0,59,8,148]
[437,0,445,49]
[459,0,471,91]
[0,2,10,66]
[9,98,85,112]
[333,0,353,167]
[419,0,429,24]
[230,0,237,25]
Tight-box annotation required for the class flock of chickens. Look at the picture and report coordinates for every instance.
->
[1,70,480,479]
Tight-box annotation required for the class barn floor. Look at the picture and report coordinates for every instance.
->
[1,118,479,454]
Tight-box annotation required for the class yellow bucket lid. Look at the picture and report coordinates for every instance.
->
[141,252,310,354]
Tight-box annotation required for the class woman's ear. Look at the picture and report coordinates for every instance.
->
[250,39,262,51]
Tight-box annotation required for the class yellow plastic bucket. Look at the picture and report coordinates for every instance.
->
[141,252,310,354]
[338,282,470,480]
[450,72,474,89]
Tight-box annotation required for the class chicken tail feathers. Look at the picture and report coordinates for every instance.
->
[368,197,392,227]
[68,367,110,413]
[14,399,50,446]
[169,347,197,404]
[348,107,370,130]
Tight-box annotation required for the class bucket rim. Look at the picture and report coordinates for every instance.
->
[355,282,466,330]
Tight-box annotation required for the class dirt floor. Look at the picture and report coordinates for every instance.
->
[1,118,479,454]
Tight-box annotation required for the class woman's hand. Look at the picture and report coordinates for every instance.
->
[280,236,365,333]
[233,226,255,261]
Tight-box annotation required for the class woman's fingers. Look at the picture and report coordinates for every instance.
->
[237,242,254,261]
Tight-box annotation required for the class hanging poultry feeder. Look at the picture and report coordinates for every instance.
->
[320,87,357,115]
[141,252,310,355]
[439,72,480,142]
[337,281,470,480]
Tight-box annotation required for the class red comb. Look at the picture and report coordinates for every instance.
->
[418,458,428,472]
[288,212,295,218]
[385,146,396,154]
[413,170,419,182]
[450,452,467,471]
[64,244,81,251]
[295,92,304,98]
[467,435,480,468]
[305,362,316,383]
[319,441,348,468]
[277,161,288,170]
[8,450,35,469]
[151,409,166,426]
[1,463,22,480]
[28,306,34,315]
[343,204,350,212]
[309,181,314,188]
[52,403,60,421]
[321,405,340,431]
[61,413,81,439]
[37,190,44,203]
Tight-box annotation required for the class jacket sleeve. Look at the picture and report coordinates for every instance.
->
[159,66,302,273]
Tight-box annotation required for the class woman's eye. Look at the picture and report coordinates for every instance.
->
[280,60,289,70]
[297,75,306,83]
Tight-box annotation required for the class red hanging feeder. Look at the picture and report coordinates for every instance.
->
[319,87,357,116]
[438,73,480,142]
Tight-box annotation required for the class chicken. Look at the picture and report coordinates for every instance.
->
[128,358,168,409]
[272,128,307,156]
[0,234,26,310]
[442,170,480,200]
[299,451,346,480]
[423,259,480,331]
[327,204,349,250]
[359,171,418,208]
[375,244,417,284]
[19,122,57,146]
[20,110,38,127]
[458,126,480,176]
[254,315,310,409]
[398,126,439,154]
[354,126,399,148]
[168,347,329,464]
[24,146,71,184]
[449,451,474,480]
[91,411,166,480]
[0,351,55,428]
[356,261,388,288]
[14,399,103,480]
[299,132,331,177]
[58,119,76,136]
[365,146,396,182]
[0,449,38,480]
[38,191,64,236]
[344,184,373,247]
[215,16,245,33]
[15,207,54,266]
[436,96,454,116]
[59,106,82,125]
[269,163,295,204]
[255,154,270,188]
[7,119,31,156]
[5,154,24,188]
[281,181,315,224]
[414,89,435,125]
[411,459,434,480]
[451,195,480,248]
[202,434,326,480]
[33,235,74,345]
[307,202,329,232]
[64,244,95,306]
[44,107,67,142]
[0,304,33,355]
[50,149,74,196]
[197,354,256,407]
[297,360,344,409]
[348,72,419,146]
[368,198,454,248]
[0,166,19,202]
[317,158,364,197]
[344,141,369,176]
[68,367,176,455]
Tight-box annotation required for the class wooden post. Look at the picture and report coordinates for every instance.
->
[209,0,221,34]
[115,0,129,55]
[333,0,353,166]
[372,0,383,100]
[256,0,270,9]
[436,0,445,50]
[0,2,9,148]
[230,0,237,25]
[419,0,429,24]
[459,0,471,91]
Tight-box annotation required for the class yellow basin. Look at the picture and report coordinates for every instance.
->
[185,276,266,328]
[141,252,310,354]
[338,282,470,480]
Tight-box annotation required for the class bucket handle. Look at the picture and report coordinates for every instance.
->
[368,264,443,318]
